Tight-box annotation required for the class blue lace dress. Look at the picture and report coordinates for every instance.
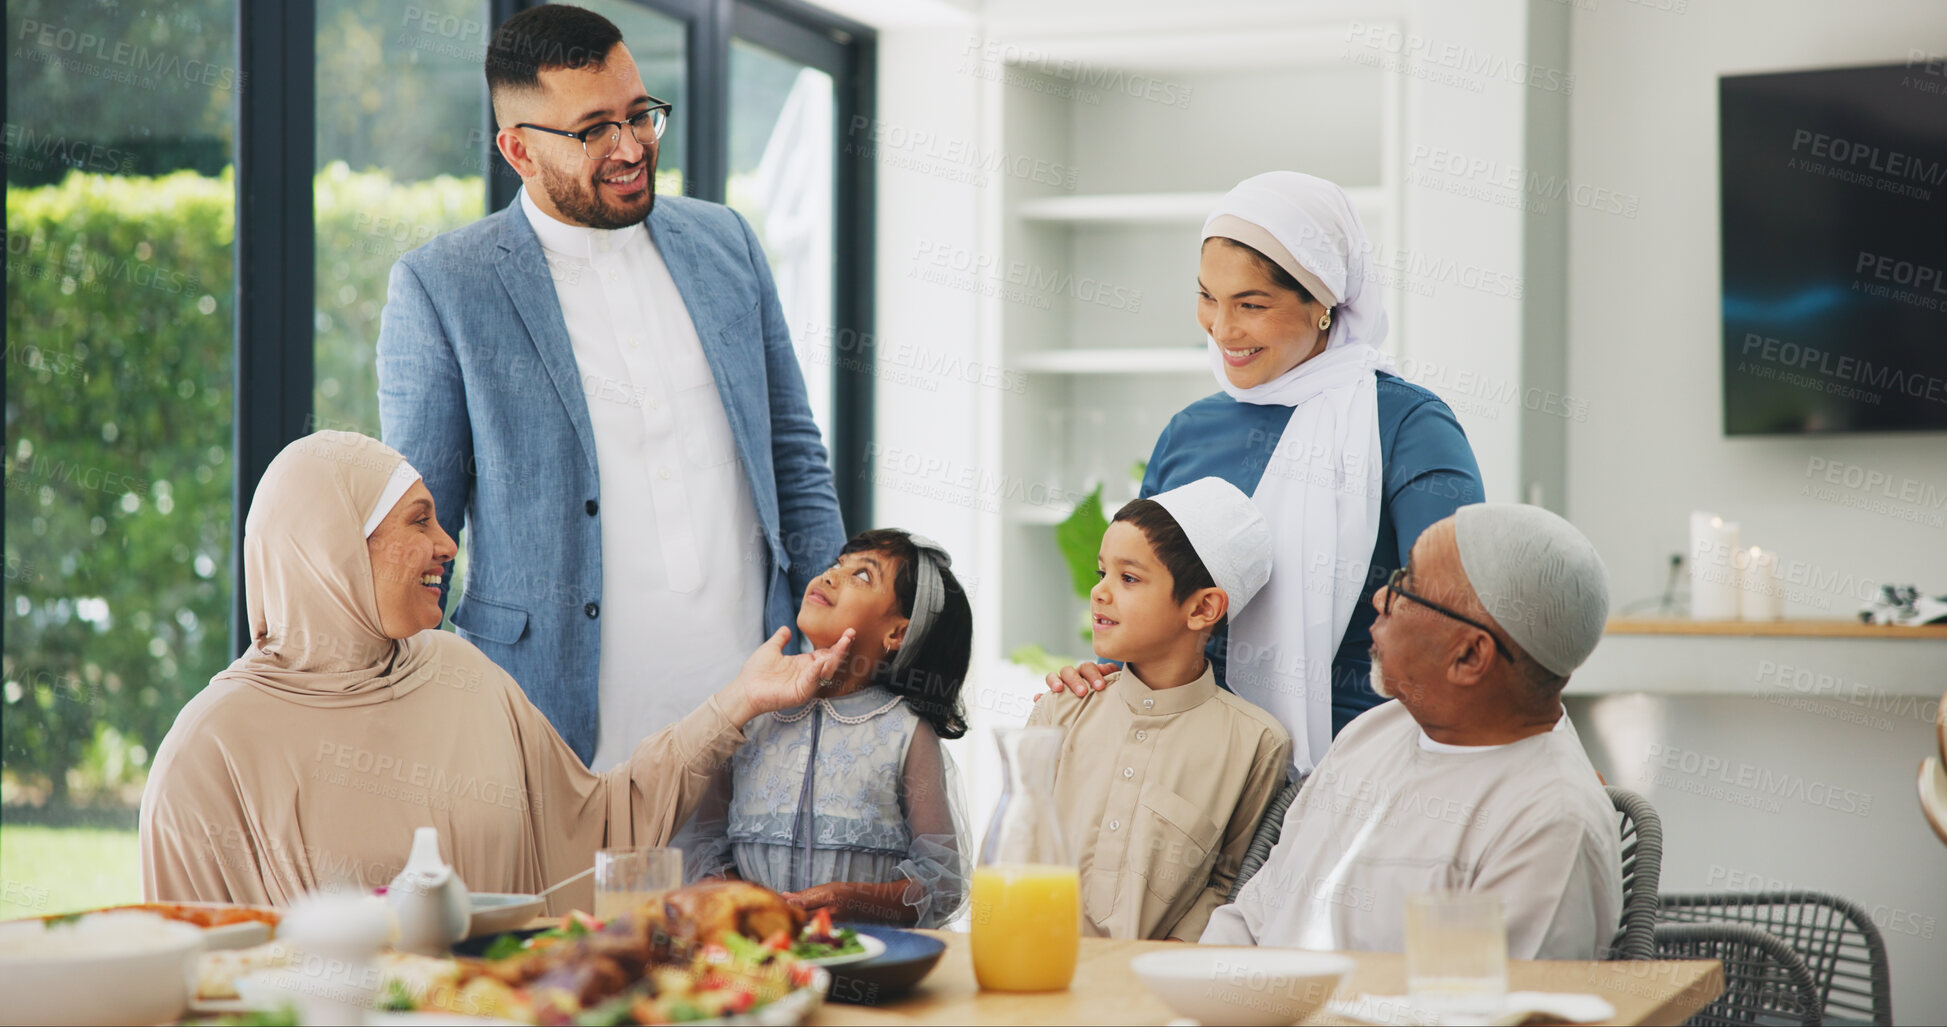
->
[678,686,968,927]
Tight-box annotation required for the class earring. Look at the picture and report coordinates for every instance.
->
[1318,311,1333,331]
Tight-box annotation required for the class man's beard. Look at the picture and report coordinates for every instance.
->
[538,156,654,230]
[1369,656,1392,699]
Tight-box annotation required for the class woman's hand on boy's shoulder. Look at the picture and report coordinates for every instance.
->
[1041,662,1118,699]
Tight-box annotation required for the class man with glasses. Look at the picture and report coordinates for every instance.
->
[1201,504,1623,960]
[376,4,843,770]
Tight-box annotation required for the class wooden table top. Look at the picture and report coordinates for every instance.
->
[810,933,1725,1027]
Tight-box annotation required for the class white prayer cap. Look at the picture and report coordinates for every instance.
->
[1453,504,1610,677]
[1149,477,1274,616]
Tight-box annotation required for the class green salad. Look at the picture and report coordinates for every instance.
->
[790,908,865,960]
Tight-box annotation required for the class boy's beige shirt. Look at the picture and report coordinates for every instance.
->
[1027,664,1292,941]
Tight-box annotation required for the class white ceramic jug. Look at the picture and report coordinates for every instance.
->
[385,826,471,956]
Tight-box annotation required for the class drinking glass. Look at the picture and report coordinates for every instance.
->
[594,846,683,921]
[1404,891,1508,1021]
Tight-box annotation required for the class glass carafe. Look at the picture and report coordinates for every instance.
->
[970,725,1079,992]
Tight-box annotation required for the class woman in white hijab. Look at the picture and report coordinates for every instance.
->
[140,431,852,911]
[1046,172,1483,778]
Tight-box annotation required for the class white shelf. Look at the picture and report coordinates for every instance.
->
[1016,187,1388,226]
[1007,503,1072,526]
[1013,347,1207,374]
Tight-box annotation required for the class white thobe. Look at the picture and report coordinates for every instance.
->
[1201,702,1622,960]
[521,190,766,771]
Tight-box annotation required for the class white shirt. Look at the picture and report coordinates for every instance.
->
[1201,702,1622,960]
[521,190,766,771]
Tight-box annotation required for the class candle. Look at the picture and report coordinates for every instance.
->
[1740,546,1783,621]
[1689,512,1741,621]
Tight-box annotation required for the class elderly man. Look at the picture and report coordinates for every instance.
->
[1200,504,1621,959]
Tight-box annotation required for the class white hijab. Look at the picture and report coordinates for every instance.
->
[1202,171,1395,773]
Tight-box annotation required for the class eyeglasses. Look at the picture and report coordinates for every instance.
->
[516,102,672,161]
[1382,567,1515,663]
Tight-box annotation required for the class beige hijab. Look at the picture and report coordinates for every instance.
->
[230,430,436,706]
[140,432,744,910]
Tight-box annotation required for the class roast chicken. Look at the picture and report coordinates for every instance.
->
[663,878,806,946]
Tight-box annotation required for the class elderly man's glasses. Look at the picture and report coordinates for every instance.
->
[516,102,672,161]
[1383,567,1515,663]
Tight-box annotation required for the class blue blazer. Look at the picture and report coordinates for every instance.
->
[375,193,846,762]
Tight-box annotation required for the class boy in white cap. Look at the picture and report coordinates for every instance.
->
[1027,477,1292,941]
[1201,503,1622,959]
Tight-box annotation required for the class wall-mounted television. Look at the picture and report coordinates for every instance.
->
[1720,61,1947,435]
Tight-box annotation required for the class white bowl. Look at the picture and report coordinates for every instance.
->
[466,893,546,939]
[1131,947,1353,1027]
[0,913,204,1025]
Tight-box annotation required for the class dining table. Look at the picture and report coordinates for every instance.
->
[806,932,1726,1026]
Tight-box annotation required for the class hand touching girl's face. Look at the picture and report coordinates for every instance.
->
[797,549,911,675]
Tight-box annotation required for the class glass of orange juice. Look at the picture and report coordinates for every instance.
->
[971,726,1078,991]
[594,847,681,922]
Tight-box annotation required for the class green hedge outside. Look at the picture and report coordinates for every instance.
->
[3,164,482,806]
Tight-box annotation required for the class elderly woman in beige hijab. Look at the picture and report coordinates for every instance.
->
[139,431,853,911]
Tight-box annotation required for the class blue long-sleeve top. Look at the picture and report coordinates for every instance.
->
[1139,371,1485,736]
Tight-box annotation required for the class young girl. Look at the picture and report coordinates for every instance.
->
[681,529,973,927]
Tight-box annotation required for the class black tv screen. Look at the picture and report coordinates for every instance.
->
[1720,61,1947,434]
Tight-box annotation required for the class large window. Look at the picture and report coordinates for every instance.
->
[728,30,836,442]
[313,0,491,437]
[2,0,872,918]
[4,0,240,915]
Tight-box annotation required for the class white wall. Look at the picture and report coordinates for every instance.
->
[1565,1,1947,1019]
[1566,0,1947,618]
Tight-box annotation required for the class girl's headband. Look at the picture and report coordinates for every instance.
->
[888,534,952,679]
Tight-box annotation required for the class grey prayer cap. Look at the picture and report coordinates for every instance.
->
[1453,504,1610,677]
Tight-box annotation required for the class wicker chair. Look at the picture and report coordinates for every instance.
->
[1227,776,1300,901]
[1605,786,1664,961]
[1660,891,1892,1025]
[1653,922,1822,1026]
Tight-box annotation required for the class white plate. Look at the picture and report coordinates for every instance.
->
[703,965,831,1026]
[465,893,545,939]
[799,931,886,968]
[229,965,832,1025]
[1131,947,1352,1027]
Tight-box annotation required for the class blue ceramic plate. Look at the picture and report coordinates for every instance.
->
[822,922,947,1006]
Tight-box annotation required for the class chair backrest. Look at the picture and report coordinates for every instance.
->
[1228,776,1300,902]
[1653,922,1822,1026]
[1605,785,1664,961]
[1660,891,1892,1025]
